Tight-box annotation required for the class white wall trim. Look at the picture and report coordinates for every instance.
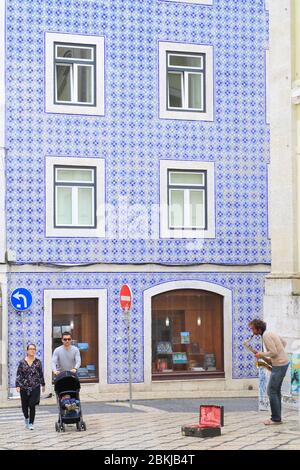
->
[265,49,270,124]
[159,41,214,121]
[43,289,107,393]
[160,0,213,4]
[0,0,6,263]
[0,151,5,262]
[45,32,105,116]
[0,0,5,149]
[143,280,232,386]
[0,273,8,395]
[160,160,215,238]
[45,156,105,238]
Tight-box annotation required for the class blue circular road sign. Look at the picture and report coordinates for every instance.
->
[10,288,33,311]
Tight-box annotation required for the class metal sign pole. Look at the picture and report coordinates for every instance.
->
[125,307,133,411]
[21,311,26,353]
[298,388,300,431]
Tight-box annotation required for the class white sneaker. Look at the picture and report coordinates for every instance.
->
[24,418,29,429]
[28,423,34,430]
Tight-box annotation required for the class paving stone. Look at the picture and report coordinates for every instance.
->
[0,404,298,450]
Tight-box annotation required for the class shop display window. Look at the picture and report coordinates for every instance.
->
[52,298,99,383]
[152,289,224,378]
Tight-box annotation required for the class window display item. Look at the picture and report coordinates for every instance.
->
[156,341,172,354]
[180,332,190,344]
[86,364,96,377]
[204,353,216,370]
[77,367,89,378]
[190,342,200,353]
[156,358,168,372]
[62,325,72,333]
[53,326,62,338]
[172,352,188,364]
[181,405,224,438]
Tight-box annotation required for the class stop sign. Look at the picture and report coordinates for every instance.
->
[120,284,132,311]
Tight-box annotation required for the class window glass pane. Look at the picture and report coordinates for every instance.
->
[57,46,92,60]
[77,66,93,103]
[56,64,71,102]
[56,168,93,183]
[168,73,182,108]
[190,190,204,227]
[152,289,224,377]
[188,73,203,109]
[170,189,184,227]
[170,172,204,186]
[169,54,202,68]
[52,298,99,383]
[78,188,93,226]
[56,187,72,225]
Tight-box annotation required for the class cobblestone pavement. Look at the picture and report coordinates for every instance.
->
[0,402,299,450]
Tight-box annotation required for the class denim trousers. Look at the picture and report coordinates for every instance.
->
[267,363,289,422]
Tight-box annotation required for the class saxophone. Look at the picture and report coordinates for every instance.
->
[243,336,272,372]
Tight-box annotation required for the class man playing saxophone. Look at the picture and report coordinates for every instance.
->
[248,319,289,426]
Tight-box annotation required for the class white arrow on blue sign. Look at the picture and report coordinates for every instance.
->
[10,288,33,311]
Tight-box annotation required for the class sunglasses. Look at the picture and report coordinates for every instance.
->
[62,338,71,341]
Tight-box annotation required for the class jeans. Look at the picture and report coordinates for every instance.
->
[267,363,289,422]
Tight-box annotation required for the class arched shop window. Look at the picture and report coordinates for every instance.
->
[152,289,224,379]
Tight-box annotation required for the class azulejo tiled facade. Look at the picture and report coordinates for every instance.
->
[2,0,270,397]
[5,0,269,265]
[7,271,267,387]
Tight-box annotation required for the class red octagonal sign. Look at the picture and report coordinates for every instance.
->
[120,284,132,311]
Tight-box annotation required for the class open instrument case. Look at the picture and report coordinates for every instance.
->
[181,405,224,438]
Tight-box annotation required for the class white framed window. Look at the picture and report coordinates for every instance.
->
[167,54,205,111]
[168,170,206,229]
[54,166,96,228]
[159,42,213,121]
[46,157,105,237]
[54,44,95,106]
[45,33,104,115]
[160,160,215,238]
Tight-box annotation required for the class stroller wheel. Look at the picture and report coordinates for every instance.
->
[61,423,66,432]
[81,421,87,431]
[76,422,81,432]
[55,422,60,432]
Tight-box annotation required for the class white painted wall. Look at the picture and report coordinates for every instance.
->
[264,0,300,359]
[268,0,298,274]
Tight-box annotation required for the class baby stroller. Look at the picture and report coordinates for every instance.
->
[54,371,87,432]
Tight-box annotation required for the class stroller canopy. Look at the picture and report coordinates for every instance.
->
[54,371,81,394]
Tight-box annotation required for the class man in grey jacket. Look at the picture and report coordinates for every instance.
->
[52,331,81,376]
